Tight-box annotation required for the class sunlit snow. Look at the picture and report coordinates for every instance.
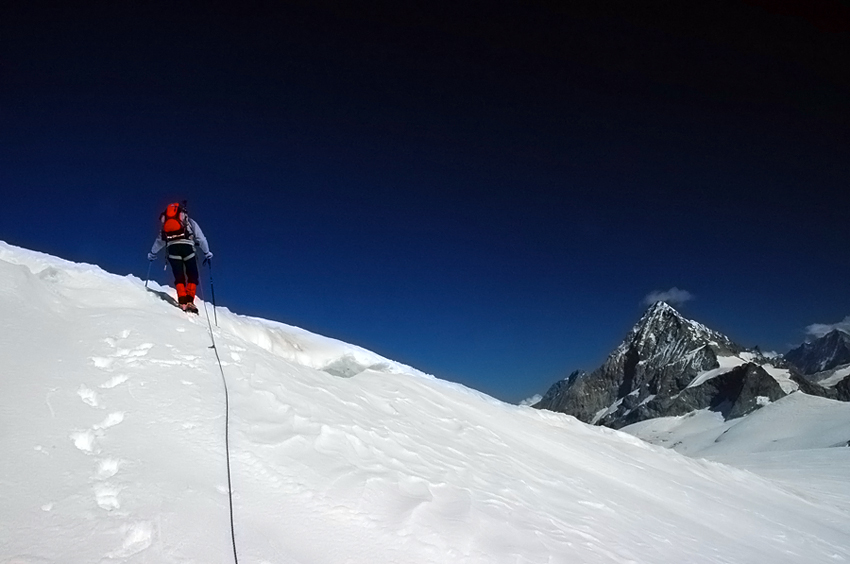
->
[822,365,850,388]
[1,241,849,563]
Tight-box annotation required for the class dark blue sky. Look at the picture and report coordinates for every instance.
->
[2,1,849,402]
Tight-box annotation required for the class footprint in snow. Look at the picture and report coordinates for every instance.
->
[70,430,97,454]
[116,343,154,363]
[94,483,121,511]
[100,374,129,389]
[69,413,123,456]
[106,522,153,558]
[77,385,101,408]
[96,458,121,479]
[91,356,114,370]
[93,412,125,430]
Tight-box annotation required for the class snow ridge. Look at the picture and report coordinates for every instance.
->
[2,242,850,563]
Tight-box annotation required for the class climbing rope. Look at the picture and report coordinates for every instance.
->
[197,267,239,564]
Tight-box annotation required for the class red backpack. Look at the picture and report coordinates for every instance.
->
[161,203,188,241]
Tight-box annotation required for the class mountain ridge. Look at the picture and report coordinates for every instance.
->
[786,328,850,375]
[534,301,807,428]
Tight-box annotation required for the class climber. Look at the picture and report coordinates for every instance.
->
[148,201,213,313]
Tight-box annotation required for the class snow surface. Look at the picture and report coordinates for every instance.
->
[623,393,850,456]
[623,393,850,516]
[821,365,850,388]
[2,241,850,563]
[761,364,800,394]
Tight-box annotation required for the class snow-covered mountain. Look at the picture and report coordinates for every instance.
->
[534,302,796,428]
[785,329,850,375]
[2,241,850,563]
[783,330,850,401]
[791,363,850,403]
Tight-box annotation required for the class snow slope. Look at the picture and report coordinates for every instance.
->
[622,393,850,516]
[2,241,849,563]
[624,393,850,457]
[821,364,850,388]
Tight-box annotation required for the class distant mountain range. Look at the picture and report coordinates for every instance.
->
[534,302,850,427]
[786,328,850,375]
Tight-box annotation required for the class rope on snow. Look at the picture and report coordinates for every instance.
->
[197,267,239,564]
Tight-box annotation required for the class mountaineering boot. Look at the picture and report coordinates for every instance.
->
[184,302,199,314]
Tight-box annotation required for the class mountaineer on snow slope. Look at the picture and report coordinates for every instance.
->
[148,201,213,313]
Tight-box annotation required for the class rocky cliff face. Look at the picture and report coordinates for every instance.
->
[617,363,787,427]
[781,329,850,401]
[534,302,786,427]
[785,329,850,375]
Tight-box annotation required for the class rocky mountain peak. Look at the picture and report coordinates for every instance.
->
[821,328,850,346]
[630,301,681,341]
[785,329,850,375]
[619,301,739,364]
[534,302,776,428]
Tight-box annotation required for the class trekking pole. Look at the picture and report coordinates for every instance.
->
[208,259,218,327]
[145,259,152,289]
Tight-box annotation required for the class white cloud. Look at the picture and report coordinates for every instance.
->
[805,316,850,338]
[642,287,694,307]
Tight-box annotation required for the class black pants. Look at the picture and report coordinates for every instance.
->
[167,243,199,304]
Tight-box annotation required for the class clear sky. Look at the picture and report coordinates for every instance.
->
[2,1,849,403]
